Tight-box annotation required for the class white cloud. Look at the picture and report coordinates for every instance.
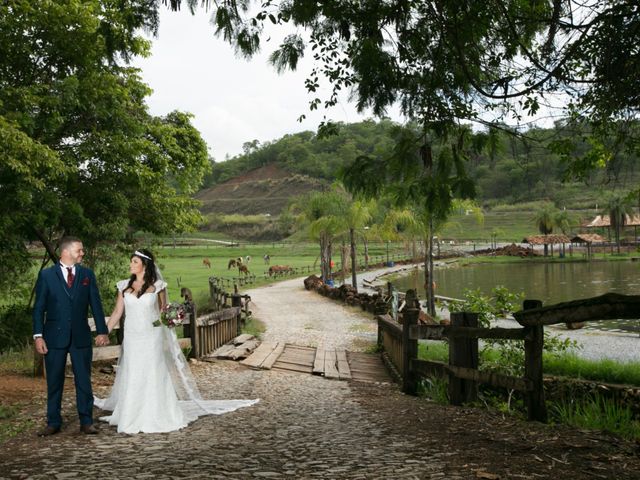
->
[132,7,400,161]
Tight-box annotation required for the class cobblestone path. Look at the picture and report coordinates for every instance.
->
[1,276,639,479]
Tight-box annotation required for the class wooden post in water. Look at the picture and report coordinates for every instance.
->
[448,312,479,405]
[523,299,547,422]
[402,306,419,395]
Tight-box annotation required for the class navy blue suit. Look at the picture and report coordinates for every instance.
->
[32,264,108,428]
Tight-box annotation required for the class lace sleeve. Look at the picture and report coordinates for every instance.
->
[155,279,168,292]
[116,279,129,292]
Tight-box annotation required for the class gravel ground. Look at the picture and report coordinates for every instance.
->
[2,271,640,479]
[245,278,379,351]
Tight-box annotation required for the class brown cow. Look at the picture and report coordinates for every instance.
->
[238,264,250,275]
[268,265,292,277]
[202,258,211,268]
[227,259,237,269]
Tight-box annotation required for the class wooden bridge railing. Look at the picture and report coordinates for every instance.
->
[378,292,640,423]
[182,305,241,359]
[83,301,241,363]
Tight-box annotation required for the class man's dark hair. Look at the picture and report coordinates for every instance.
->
[59,236,82,253]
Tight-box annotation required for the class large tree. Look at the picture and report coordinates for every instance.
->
[342,124,478,313]
[165,1,638,127]
[0,1,210,292]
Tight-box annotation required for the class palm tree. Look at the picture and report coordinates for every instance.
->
[343,199,373,291]
[554,209,572,256]
[384,200,483,316]
[533,203,557,256]
[341,124,478,312]
[293,189,346,283]
[603,195,634,254]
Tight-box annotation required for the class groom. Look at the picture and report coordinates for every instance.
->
[32,236,110,436]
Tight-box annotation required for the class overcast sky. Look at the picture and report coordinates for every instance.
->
[133,7,402,161]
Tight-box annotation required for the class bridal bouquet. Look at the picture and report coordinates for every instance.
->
[153,302,186,328]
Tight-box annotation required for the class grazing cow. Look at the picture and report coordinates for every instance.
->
[202,258,211,268]
[227,258,237,270]
[238,264,250,275]
[268,265,292,277]
[263,254,270,264]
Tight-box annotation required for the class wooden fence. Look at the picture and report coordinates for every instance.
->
[209,277,251,321]
[182,304,241,359]
[377,291,640,423]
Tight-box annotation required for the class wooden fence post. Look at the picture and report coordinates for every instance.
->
[374,302,388,350]
[402,306,419,395]
[182,298,198,359]
[523,299,547,422]
[448,312,479,405]
[231,293,242,336]
[209,277,216,307]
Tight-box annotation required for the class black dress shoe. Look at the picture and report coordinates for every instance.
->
[39,425,61,437]
[79,424,98,434]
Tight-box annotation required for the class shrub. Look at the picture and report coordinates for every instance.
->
[0,304,32,353]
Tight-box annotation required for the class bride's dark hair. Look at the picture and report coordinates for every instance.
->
[126,248,157,297]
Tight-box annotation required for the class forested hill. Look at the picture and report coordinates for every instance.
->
[202,119,640,209]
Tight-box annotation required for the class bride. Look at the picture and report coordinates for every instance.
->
[94,249,258,434]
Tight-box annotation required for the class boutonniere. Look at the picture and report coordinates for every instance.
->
[81,277,90,286]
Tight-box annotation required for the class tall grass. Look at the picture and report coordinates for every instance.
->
[0,345,34,376]
[544,353,640,386]
[242,316,266,338]
[418,341,640,387]
[417,340,640,439]
[551,396,640,440]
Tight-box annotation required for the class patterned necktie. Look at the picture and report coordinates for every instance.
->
[66,267,74,288]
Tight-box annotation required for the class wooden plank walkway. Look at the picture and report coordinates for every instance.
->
[241,343,392,384]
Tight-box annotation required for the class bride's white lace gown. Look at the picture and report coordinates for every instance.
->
[94,280,258,434]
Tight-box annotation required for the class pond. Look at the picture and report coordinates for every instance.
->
[389,260,640,331]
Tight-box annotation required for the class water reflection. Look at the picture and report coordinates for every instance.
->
[391,261,640,331]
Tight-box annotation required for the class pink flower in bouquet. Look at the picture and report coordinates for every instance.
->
[153,302,186,327]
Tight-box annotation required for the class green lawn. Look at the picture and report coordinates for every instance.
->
[155,240,409,301]
[438,208,604,243]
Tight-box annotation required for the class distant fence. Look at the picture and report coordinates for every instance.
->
[378,291,640,423]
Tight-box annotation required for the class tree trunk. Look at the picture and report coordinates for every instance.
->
[320,233,332,283]
[341,240,347,284]
[363,237,369,270]
[350,228,357,291]
[32,228,59,264]
[425,220,436,317]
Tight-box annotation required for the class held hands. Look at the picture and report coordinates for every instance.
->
[95,334,110,347]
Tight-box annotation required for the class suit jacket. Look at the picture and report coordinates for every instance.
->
[32,264,108,349]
